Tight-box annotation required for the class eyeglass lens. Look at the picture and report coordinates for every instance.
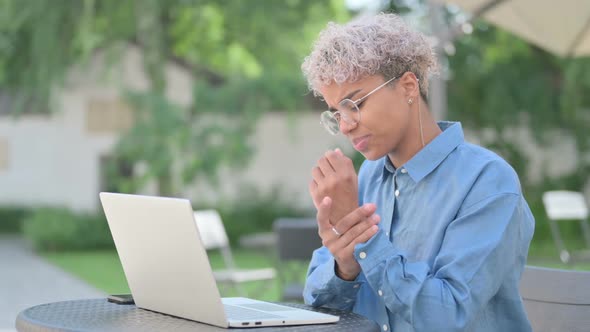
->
[337,99,359,124]
[320,99,359,135]
[320,111,340,135]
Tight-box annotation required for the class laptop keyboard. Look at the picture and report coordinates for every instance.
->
[224,304,283,320]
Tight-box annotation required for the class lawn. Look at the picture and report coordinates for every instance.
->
[43,250,130,294]
[42,242,590,304]
[42,248,293,302]
[527,238,590,270]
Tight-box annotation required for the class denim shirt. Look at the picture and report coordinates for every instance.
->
[304,122,535,332]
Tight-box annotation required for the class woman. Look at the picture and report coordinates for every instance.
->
[302,13,534,332]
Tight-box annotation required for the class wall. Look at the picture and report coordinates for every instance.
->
[0,45,585,212]
[0,45,350,212]
[184,113,350,209]
[0,45,192,212]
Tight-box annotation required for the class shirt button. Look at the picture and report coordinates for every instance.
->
[378,290,383,296]
[359,252,367,259]
[401,168,407,174]
[385,232,389,236]
[353,284,360,288]
[395,190,400,197]
[383,324,389,331]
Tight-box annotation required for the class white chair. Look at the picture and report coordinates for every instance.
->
[542,191,590,263]
[193,209,276,297]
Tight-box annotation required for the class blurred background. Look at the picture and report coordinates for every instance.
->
[1,0,589,329]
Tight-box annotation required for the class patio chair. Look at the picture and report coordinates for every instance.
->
[273,217,322,302]
[542,191,590,263]
[193,209,276,297]
[520,265,590,332]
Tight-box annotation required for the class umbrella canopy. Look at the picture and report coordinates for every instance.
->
[441,0,590,57]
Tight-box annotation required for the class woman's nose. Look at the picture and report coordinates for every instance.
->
[339,119,357,135]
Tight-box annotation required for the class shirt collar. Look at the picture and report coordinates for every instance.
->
[382,121,464,182]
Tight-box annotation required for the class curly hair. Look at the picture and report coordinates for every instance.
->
[301,13,438,100]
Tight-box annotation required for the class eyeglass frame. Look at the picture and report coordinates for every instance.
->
[320,76,398,135]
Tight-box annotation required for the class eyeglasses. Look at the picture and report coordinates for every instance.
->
[320,76,398,135]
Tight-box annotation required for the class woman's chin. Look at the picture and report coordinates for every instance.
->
[359,150,384,161]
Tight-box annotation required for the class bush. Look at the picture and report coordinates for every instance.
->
[22,208,114,251]
[210,185,312,245]
[19,186,309,251]
[0,207,31,233]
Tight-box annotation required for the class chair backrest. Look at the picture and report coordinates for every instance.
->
[193,209,230,250]
[273,218,321,261]
[542,191,589,220]
[193,209,238,270]
[519,265,590,332]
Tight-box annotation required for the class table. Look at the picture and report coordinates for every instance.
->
[16,298,380,332]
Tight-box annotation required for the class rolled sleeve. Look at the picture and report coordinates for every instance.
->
[304,247,363,310]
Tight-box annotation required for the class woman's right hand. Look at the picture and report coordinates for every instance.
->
[316,197,381,280]
[309,149,359,224]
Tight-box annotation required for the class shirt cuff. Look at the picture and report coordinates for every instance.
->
[327,257,364,294]
[354,229,399,272]
[306,256,364,307]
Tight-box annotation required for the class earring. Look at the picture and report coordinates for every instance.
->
[408,98,413,105]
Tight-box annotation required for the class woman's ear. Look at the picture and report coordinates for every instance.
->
[399,72,420,99]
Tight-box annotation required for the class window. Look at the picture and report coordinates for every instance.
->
[86,99,134,134]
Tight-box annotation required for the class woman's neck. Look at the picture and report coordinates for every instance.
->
[387,99,442,168]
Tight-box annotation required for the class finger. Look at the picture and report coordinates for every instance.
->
[325,214,379,256]
[342,224,379,253]
[335,203,377,233]
[354,223,380,245]
[308,180,320,209]
[324,150,342,170]
[311,166,324,182]
[325,149,354,173]
[317,156,336,176]
[308,179,318,194]
[350,214,380,238]
[337,214,380,248]
[316,196,333,234]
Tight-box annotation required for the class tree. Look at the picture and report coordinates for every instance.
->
[446,20,590,189]
[0,0,349,196]
[377,0,590,191]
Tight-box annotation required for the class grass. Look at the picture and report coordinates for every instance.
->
[43,250,131,294]
[527,237,590,270]
[42,240,590,303]
[42,248,304,302]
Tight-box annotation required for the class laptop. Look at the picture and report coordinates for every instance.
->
[99,192,339,328]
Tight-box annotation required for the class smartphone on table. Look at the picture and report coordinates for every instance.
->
[107,294,134,305]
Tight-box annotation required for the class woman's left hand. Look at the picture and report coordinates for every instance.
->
[316,197,380,280]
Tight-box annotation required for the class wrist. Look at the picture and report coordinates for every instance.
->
[335,263,358,281]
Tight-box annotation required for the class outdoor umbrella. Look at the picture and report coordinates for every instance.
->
[439,0,590,57]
